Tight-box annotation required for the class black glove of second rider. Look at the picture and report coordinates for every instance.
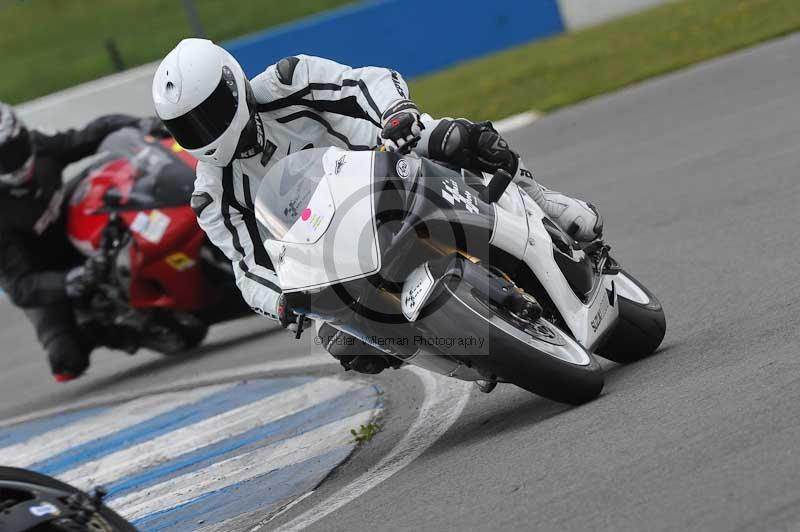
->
[64,255,107,299]
[138,116,171,139]
[64,266,95,299]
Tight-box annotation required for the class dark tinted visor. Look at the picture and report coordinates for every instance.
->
[163,66,239,149]
[0,126,32,174]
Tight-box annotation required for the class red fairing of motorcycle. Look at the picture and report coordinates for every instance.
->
[64,129,248,354]
[67,139,208,311]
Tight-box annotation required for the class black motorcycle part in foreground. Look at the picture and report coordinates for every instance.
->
[0,466,136,532]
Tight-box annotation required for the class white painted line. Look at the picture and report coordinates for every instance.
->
[62,377,364,487]
[1,348,474,532]
[0,383,231,466]
[201,491,319,532]
[266,368,472,532]
[494,111,541,134]
[0,353,336,429]
[256,491,316,529]
[114,409,378,521]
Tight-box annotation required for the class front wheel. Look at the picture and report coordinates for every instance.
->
[597,270,666,363]
[142,312,209,355]
[419,274,604,405]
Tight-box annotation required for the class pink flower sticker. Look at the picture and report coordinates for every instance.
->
[301,208,312,221]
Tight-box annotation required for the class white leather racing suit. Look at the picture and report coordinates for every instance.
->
[192,55,417,319]
[191,55,599,320]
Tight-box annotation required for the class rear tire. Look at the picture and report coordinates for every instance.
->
[597,270,666,363]
[419,275,604,405]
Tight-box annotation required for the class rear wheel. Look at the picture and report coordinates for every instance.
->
[420,274,604,405]
[597,270,666,363]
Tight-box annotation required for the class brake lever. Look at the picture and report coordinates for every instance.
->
[294,314,307,339]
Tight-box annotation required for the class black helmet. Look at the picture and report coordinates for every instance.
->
[0,466,136,531]
[0,103,35,188]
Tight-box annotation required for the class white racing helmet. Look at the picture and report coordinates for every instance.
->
[152,38,255,166]
[0,103,35,188]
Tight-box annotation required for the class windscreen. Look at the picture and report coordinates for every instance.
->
[128,139,195,206]
[94,128,196,209]
[255,148,328,239]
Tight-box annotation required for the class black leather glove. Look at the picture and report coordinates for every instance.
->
[277,293,312,335]
[380,99,424,154]
[428,119,519,176]
[277,293,294,328]
[64,266,94,299]
[64,255,108,299]
[469,121,519,176]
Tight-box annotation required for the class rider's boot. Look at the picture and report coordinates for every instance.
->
[47,333,91,382]
[524,181,603,242]
[317,323,401,375]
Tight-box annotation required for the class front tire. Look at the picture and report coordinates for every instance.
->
[143,312,209,354]
[597,270,666,363]
[419,276,605,405]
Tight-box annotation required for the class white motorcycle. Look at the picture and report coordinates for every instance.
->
[255,147,666,404]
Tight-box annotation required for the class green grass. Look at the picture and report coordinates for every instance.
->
[350,422,381,444]
[0,0,355,104]
[410,0,800,121]
[3,0,799,113]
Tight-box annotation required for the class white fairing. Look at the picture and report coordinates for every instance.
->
[262,148,381,292]
[281,176,335,245]
[487,183,620,351]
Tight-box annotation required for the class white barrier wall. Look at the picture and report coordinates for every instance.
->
[18,63,158,130]
[557,0,670,30]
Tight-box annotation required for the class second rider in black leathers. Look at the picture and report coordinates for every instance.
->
[0,103,155,381]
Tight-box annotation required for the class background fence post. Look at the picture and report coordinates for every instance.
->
[104,38,126,72]
[182,0,207,38]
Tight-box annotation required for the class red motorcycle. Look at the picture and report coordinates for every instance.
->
[64,128,249,354]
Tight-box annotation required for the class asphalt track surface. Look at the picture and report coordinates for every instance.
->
[4,33,800,531]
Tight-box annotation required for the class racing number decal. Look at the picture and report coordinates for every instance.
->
[441,179,480,214]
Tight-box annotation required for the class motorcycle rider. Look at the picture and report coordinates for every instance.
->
[152,38,602,374]
[0,103,158,381]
